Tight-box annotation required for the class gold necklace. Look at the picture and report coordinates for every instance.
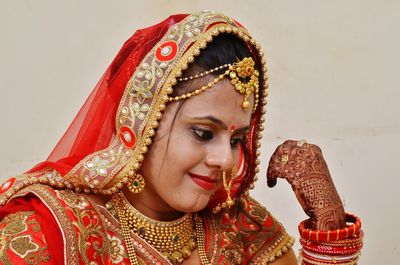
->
[108,193,198,264]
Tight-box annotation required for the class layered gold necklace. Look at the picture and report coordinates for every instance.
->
[107,193,198,264]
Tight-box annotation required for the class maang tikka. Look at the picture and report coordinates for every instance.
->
[169,57,260,112]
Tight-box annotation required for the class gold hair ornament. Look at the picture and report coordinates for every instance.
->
[177,64,231,81]
[169,57,259,112]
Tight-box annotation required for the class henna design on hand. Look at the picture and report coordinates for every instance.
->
[267,140,345,230]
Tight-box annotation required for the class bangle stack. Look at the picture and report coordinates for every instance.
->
[298,213,363,265]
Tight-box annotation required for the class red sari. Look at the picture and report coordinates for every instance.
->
[0,185,293,264]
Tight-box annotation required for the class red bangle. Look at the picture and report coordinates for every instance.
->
[318,230,364,248]
[300,229,364,252]
[300,238,363,256]
[299,213,361,243]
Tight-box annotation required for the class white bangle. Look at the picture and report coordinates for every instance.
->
[302,249,360,262]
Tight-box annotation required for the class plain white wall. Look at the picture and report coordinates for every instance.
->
[1,1,399,264]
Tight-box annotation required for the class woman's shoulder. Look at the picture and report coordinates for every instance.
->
[202,195,295,264]
[0,210,55,264]
[0,185,66,264]
[1,183,109,214]
[0,184,114,264]
[235,196,295,263]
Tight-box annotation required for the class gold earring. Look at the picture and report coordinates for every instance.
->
[127,173,145,194]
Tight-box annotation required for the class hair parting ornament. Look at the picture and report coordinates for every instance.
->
[169,57,260,112]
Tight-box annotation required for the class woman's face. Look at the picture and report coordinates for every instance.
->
[140,78,254,214]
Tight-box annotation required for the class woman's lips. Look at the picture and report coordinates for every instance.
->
[189,173,217,191]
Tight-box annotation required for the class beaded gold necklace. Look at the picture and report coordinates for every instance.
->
[107,193,198,264]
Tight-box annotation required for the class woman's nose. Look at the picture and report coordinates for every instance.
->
[205,139,234,171]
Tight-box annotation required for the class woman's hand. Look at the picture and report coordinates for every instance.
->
[267,140,345,230]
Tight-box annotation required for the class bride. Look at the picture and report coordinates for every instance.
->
[0,11,362,265]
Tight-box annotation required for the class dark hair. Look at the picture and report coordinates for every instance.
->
[160,34,258,174]
[172,33,255,96]
[188,33,254,75]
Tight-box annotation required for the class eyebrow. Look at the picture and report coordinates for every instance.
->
[190,115,250,133]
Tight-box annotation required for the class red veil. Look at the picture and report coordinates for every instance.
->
[30,14,187,176]
[0,12,268,211]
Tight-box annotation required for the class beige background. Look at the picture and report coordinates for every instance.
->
[1,0,399,264]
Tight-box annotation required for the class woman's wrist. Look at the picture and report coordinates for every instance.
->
[310,204,346,230]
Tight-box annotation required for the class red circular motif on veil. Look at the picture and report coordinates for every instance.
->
[119,126,137,148]
[155,41,178,62]
[0,177,16,194]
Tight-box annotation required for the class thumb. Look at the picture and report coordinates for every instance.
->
[266,166,278,187]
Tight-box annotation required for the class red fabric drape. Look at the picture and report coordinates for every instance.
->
[28,14,188,176]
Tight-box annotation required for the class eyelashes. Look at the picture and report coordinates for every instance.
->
[230,137,243,147]
[191,127,244,147]
[192,127,214,141]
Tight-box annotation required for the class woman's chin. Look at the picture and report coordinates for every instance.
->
[171,193,211,213]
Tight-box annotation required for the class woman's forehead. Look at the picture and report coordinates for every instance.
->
[177,80,254,127]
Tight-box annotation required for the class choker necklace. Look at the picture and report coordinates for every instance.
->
[107,193,197,264]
